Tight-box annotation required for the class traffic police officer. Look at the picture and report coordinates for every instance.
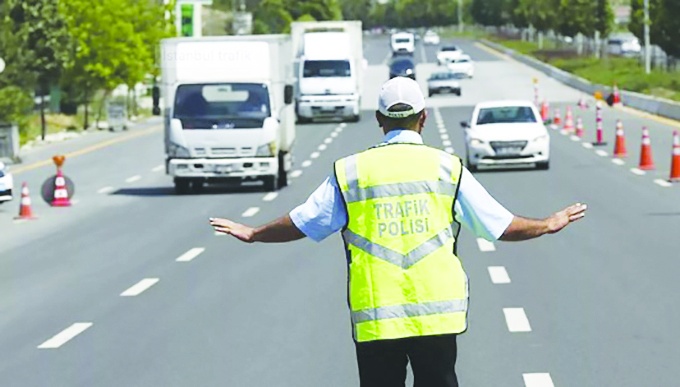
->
[210,77,587,387]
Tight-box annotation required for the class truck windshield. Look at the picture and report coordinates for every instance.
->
[173,83,270,129]
[303,60,351,78]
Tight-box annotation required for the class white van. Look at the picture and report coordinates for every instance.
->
[391,32,415,54]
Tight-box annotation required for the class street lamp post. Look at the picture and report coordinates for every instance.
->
[644,0,651,74]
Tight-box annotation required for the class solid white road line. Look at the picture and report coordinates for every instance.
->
[523,373,555,387]
[151,165,164,172]
[582,143,594,149]
[476,238,496,252]
[263,192,278,201]
[488,266,511,284]
[442,140,452,147]
[503,308,532,332]
[290,170,303,178]
[38,323,93,349]
[176,247,205,262]
[654,179,673,187]
[595,150,608,157]
[301,160,312,168]
[318,144,327,151]
[242,207,260,217]
[324,138,333,144]
[444,147,455,154]
[612,158,625,165]
[630,168,646,175]
[311,152,320,159]
[121,278,159,297]
[97,186,114,194]
[125,175,141,183]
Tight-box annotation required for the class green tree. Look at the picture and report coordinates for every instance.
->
[7,0,72,139]
[471,0,508,26]
[285,0,342,22]
[593,0,614,37]
[516,0,560,32]
[558,0,596,37]
[253,0,293,33]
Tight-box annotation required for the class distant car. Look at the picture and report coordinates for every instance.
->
[423,30,440,45]
[461,101,550,172]
[389,57,416,80]
[437,45,463,65]
[391,32,415,54]
[0,161,14,205]
[607,35,642,57]
[446,55,474,78]
[427,71,463,97]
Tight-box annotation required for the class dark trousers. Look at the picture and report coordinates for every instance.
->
[355,334,458,387]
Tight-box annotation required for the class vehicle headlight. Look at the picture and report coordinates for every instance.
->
[169,142,191,158]
[256,141,277,157]
[470,138,485,147]
[533,135,549,142]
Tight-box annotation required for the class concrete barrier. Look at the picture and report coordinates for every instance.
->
[480,39,680,122]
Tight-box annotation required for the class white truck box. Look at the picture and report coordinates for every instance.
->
[160,35,295,193]
[291,21,365,123]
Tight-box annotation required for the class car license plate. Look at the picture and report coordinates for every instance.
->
[216,165,233,174]
[496,147,522,155]
[321,106,335,112]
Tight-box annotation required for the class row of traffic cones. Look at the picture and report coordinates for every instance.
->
[15,166,72,221]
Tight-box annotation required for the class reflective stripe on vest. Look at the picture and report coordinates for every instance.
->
[335,143,468,342]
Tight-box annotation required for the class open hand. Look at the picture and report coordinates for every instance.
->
[209,217,255,243]
[546,203,588,234]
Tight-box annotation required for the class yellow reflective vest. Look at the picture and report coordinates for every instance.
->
[334,142,468,342]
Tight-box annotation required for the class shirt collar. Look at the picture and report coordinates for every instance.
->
[382,129,424,144]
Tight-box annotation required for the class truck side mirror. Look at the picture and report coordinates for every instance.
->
[284,84,294,105]
[152,86,161,116]
[460,121,469,129]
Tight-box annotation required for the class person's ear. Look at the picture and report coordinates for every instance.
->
[419,110,427,130]
[375,110,384,128]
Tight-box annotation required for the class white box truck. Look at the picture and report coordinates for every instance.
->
[159,35,295,193]
[291,21,365,123]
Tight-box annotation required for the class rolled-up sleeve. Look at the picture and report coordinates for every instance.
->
[289,175,348,242]
[454,168,514,241]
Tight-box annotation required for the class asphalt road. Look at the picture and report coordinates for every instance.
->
[1,35,679,387]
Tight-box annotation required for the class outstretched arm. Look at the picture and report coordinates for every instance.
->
[209,215,306,243]
[499,203,587,242]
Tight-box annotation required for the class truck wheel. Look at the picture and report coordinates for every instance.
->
[174,178,191,194]
[347,114,360,123]
[263,175,278,192]
[191,179,205,192]
[536,161,550,170]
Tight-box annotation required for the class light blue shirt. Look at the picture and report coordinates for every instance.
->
[289,130,514,242]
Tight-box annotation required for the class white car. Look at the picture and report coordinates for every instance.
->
[446,55,474,78]
[391,32,415,54]
[436,45,463,65]
[423,30,440,45]
[0,161,14,204]
[461,101,550,172]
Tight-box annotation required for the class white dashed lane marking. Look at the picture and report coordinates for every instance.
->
[570,135,581,141]
[503,308,532,332]
[37,323,93,349]
[151,165,164,172]
[98,186,114,194]
[442,140,452,147]
[487,266,511,284]
[595,150,608,157]
[242,207,260,217]
[290,170,303,178]
[125,175,141,183]
[444,147,454,154]
[301,160,312,168]
[311,152,320,159]
[120,278,159,297]
[324,138,333,144]
[476,238,496,252]
[611,159,625,165]
[582,143,594,149]
[176,247,205,262]
[654,179,672,187]
[440,134,449,140]
[331,132,339,138]
[630,168,646,175]
[263,192,278,201]
[318,144,327,151]
[523,373,555,387]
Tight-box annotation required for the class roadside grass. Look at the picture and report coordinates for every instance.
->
[488,36,680,102]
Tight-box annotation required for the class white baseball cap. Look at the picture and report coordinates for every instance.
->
[378,76,426,118]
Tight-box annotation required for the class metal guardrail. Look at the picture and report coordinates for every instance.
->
[479,39,680,122]
[0,123,20,164]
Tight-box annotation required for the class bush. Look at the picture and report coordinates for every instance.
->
[0,86,33,127]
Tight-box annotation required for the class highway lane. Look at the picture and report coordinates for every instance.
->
[1,33,679,386]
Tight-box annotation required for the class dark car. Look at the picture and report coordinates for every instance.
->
[389,57,416,80]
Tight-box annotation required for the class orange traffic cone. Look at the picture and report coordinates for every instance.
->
[669,131,680,182]
[563,106,574,132]
[613,84,622,106]
[613,120,627,158]
[15,182,37,220]
[541,100,549,123]
[638,127,655,170]
[575,117,584,137]
[551,108,561,129]
[51,168,71,207]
